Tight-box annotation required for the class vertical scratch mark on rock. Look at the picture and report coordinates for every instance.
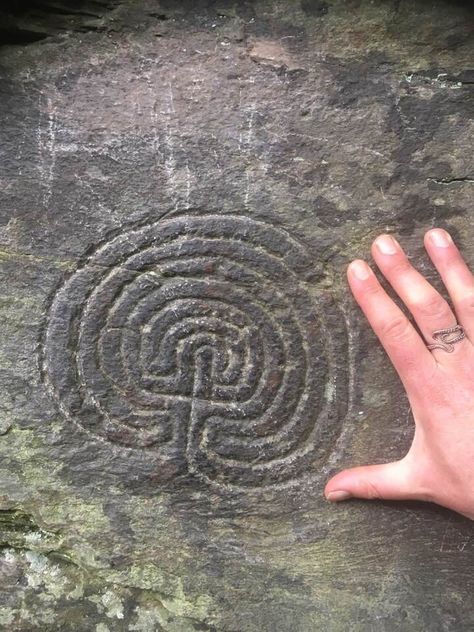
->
[184,161,191,209]
[324,300,356,473]
[242,106,256,210]
[16,86,28,177]
[244,170,251,209]
[246,108,256,147]
[151,98,160,165]
[440,516,452,552]
[459,533,471,552]
[159,80,195,210]
[37,92,57,208]
[212,143,222,175]
[163,84,177,194]
[341,300,356,418]
[46,96,57,207]
[143,63,163,168]
[168,81,176,115]
[238,86,243,153]
[36,93,46,200]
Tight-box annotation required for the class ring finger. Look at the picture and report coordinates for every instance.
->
[424,228,474,341]
[371,234,466,358]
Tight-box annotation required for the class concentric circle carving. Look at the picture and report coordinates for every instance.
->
[43,214,348,488]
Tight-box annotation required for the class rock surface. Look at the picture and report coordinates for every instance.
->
[0,1,473,630]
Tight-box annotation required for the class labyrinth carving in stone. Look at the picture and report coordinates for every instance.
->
[43,214,348,489]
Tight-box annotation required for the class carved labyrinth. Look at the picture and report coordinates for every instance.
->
[44,214,348,488]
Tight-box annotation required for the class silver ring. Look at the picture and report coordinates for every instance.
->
[426,325,466,353]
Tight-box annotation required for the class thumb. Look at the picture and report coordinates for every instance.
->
[324,459,415,502]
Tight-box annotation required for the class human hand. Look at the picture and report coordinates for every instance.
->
[324,229,474,520]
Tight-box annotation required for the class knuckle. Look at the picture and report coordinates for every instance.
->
[389,259,412,276]
[457,292,474,313]
[363,479,383,500]
[378,315,412,342]
[412,292,451,320]
[362,279,384,297]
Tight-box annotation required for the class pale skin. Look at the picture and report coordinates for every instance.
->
[324,228,474,521]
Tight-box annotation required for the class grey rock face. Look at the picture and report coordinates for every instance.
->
[0,1,473,630]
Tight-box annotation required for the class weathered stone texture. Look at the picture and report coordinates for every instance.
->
[0,1,473,630]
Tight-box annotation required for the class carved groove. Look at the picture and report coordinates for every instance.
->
[43,214,348,489]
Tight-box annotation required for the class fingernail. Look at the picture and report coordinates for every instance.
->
[429,229,451,248]
[349,260,371,281]
[326,491,352,502]
[375,234,399,255]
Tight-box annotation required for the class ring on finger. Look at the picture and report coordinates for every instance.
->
[426,324,466,353]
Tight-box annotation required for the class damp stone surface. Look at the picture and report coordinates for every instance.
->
[0,1,473,631]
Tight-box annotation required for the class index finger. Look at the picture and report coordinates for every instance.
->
[348,259,435,389]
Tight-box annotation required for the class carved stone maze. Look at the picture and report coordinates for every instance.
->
[43,214,348,488]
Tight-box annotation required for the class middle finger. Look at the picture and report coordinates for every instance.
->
[371,235,460,354]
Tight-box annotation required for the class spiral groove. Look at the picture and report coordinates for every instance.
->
[43,214,347,488]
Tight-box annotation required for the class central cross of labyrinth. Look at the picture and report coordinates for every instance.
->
[43,214,349,489]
